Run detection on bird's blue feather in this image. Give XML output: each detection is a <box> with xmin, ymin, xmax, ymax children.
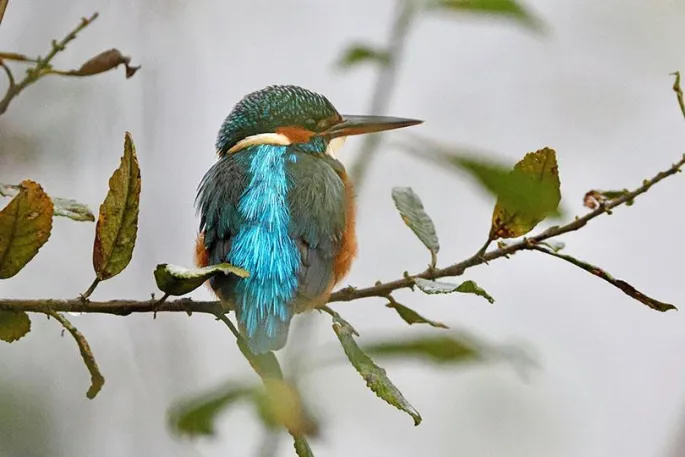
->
<box><xmin>228</xmin><ymin>144</ymin><xmax>301</xmax><ymax>352</ymax></box>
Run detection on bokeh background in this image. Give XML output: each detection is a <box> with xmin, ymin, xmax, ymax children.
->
<box><xmin>2</xmin><ymin>1</ymin><xmax>685</xmax><ymax>456</ymax></box>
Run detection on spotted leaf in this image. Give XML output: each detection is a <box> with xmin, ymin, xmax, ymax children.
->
<box><xmin>92</xmin><ymin>132</ymin><xmax>141</xmax><ymax>281</ymax></box>
<box><xmin>0</xmin><ymin>180</ymin><xmax>53</xmax><ymax>279</ymax></box>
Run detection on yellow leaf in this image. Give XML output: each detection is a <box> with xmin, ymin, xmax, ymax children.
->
<box><xmin>0</xmin><ymin>310</ymin><xmax>31</xmax><ymax>343</ymax></box>
<box><xmin>257</xmin><ymin>379</ymin><xmax>318</xmax><ymax>436</ymax></box>
<box><xmin>0</xmin><ymin>180</ymin><xmax>54</xmax><ymax>278</ymax></box>
<box><xmin>92</xmin><ymin>132</ymin><xmax>141</xmax><ymax>281</ymax></box>
<box><xmin>490</xmin><ymin>147</ymin><xmax>561</xmax><ymax>239</ymax></box>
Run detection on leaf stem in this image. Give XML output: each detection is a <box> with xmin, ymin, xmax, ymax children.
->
<box><xmin>82</xmin><ymin>278</ymin><xmax>100</xmax><ymax>300</ymax></box>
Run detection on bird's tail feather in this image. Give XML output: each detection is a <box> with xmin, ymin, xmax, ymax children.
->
<box><xmin>237</xmin><ymin>311</ymin><xmax>292</xmax><ymax>354</ymax></box>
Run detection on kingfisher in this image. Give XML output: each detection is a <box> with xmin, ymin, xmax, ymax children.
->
<box><xmin>195</xmin><ymin>85</ymin><xmax>422</xmax><ymax>354</ymax></box>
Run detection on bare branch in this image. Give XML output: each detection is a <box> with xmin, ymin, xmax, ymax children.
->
<box><xmin>348</xmin><ymin>0</ymin><xmax>417</xmax><ymax>191</ymax></box>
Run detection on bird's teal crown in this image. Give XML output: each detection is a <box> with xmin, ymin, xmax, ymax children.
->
<box><xmin>215</xmin><ymin>85</ymin><xmax>342</xmax><ymax>155</ymax></box>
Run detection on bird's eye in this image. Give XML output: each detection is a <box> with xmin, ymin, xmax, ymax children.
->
<box><xmin>304</xmin><ymin>118</ymin><xmax>317</xmax><ymax>129</ymax></box>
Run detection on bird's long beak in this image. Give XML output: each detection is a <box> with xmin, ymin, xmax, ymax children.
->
<box><xmin>320</xmin><ymin>115</ymin><xmax>423</xmax><ymax>138</ymax></box>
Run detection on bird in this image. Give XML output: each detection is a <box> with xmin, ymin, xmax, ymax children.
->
<box><xmin>194</xmin><ymin>85</ymin><xmax>422</xmax><ymax>354</ymax></box>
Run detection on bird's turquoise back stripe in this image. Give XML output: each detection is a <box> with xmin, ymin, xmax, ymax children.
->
<box><xmin>228</xmin><ymin>144</ymin><xmax>300</xmax><ymax>338</ymax></box>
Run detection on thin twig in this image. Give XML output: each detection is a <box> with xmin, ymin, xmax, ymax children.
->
<box><xmin>348</xmin><ymin>0</ymin><xmax>416</xmax><ymax>192</ymax></box>
<box><xmin>0</xmin><ymin>59</ymin><xmax>15</xmax><ymax>88</ymax></box>
<box><xmin>0</xmin><ymin>12</ymin><xmax>98</xmax><ymax>116</ymax></box>
<box><xmin>672</xmin><ymin>72</ymin><xmax>685</xmax><ymax>120</ymax></box>
<box><xmin>529</xmin><ymin>244</ymin><xmax>675</xmax><ymax>311</ymax></box>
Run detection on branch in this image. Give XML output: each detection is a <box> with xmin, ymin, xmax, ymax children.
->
<box><xmin>0</xmin><ymin>12</ymin><xmax>98</xmax><ymax>116</ymax></box>
<box><xmin>2</xmin><ymin>152</ymin><xmax>683</xmax><ymax>315</ymax></box>
<box><xmin>347</xmin><ymin>0</ymin><xmax>416</xmax><ymax>191</ymax></box>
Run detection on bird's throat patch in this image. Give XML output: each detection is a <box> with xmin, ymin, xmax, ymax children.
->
<box><xmin>227</xmin><ymin>132</ymin><xmax>292</xmax><ymax>154</ymax></box>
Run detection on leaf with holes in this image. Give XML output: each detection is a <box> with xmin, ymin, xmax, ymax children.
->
<box><xmin>333</xmin><ymin>321</ymin><xmax>421</xmax><ymax>425</ymax></box>
<box><xmin>414</xmin><ymin>278</ymin><xmax>494</xmax><ymax>303</ymax></box>
<box><xmin>428</xmin><ymin>0</ymin><xmax>541</xmax><ymax>29</ymax></box>
<box><xmin>391</xmin><ymin>187</ymin><xmax>439</xmax><ymax>261</ymax></box>
<box><xmin>92</xmin><ymin>132</ymin><xmax>141</xmax><ymax>281</ymax></box>
<box><xmin>337</xmin><ymin>44</ymin><xmax>390</xmax><ymax>69</ymax></box>
<box><xmin>0</xmin><ymin>180</ymin><xmax>53</xmax><ymax>279</ymax></box>
<box><xmin>386</xmin><ymin>301</ymin><xmax>448</xmax><ymax>329</ymax></box>
<box><xmin>0</xmin><ymin>311</ymin><xmax>31</xmax><ymax>343</ymax></box>
<box><xmin>168</xmin><ymin>383</ymin><xmax>254</xmax><ymax>437</ymax></box>
<box><xmin>154</xmin><ymin>263</ymin><xmax>249</xmax><ymax>296</ymax></box>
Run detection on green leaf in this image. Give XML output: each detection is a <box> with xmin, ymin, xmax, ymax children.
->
<box><xmin>414</xmin><ymin>278</ymin><xmax>495</xmax><ymax>304</ymax></box>
<box><xmin>337</xmin><ymin>44</ymin><xmax>390</xmax><ymax>69</ymax></box>
<box><xmin>0</xmin><ymin>180</ymin><xmax>54</xmax><ymax>279</ymax></box>
<box><xmin>0</xmin><ymin>311</ymin><xmax>31</xmax><ymax>343</ymax></box>
<box><xmin>332</xmin><ymin>321</ymin><xmax>422</xmax><ymax>426</ymax></box>
<box><xmin>364</xmin><ymin>335</ymin><xmax>484</xmax><ymax>365</ymax></box>
<box><xmin>292</xmin><ymin>433</ymin><xmax>314</xmax><ymax>457</ymax></box>
<box><xmin>386</xmin><ymin>301</ymin><xmax>448</xmax><ymax>329</ymax></box>
<box><xmin>391</xmin><ymin>187</ymin><xmax>440</xmax><ymax>263</ymax></box>
<box><xmin>92</xmin><ymin>131</ymin><xmax>141</xmax><ymax>281</ymax></box>
<box><xmin>428</xmin><ymin>0</ymin><xmax>540</xmax><ymax>29</ymax></box>
<box><xmin>168</xmin><ymin>383</ymin><xmax>253</xmax><ymax>437</ymax></box>
<box><xmin>455</xmin><ymin>280</ymin><xmax>495</xmax><ymax>304</ymax></box>
<box><xmin>0</xmin><ymin>184</ymin><xmax>94</xmax><ymax>222</ymax></box>
<box><xmin>154</xmin><ymin>263</ymin><xmax>249</xmax><ymax>296</ymax></box>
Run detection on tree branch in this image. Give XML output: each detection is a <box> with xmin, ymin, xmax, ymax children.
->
<box><xmin>1</xmin><ymin>152</ymin><xmax>683</xmax><ymax>315</ymax></box>
<box><xmin>347</xmin><ymin>0</ymin><xmax>416</xmax><ymax>192</ymax></box>
<box><xmin>0</xmin><ymin>12</ymin><xmax>98</xmax><ymax>116</ymax></box>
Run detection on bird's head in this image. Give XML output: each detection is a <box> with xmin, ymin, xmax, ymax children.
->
<box><xmin>215</xmin><ymin>85</ymin><xmax>422</xmax><ymax>157</ymax></box>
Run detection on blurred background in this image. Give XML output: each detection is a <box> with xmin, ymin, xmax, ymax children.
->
<box><xmin>2</xmin><ymin>1</ymin><xmax>685</xmax><ymax>456</ymax></box>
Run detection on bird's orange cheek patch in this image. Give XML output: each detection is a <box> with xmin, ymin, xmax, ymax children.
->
<box><xmin>276</xmin><ymin>126</ymin><xmax>315</xmax><ymax>144</ymax></box>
